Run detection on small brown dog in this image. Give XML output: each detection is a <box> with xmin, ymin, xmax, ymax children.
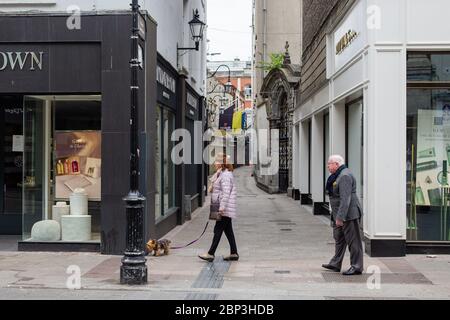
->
<box><xmin>146</xmin><ymin>239</ymin><xmax>171</xmax><ymax>256</ymax></box>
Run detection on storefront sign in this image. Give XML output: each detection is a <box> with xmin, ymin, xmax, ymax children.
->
<box><xmin>187</xmin><ymin>92</ymin><xmax>198</xmax><ymax>110</ymax></box>
<box><xmin>335</xmin><ymin>30</ymin><xmax>359</xmax><ymax>55</ymax></box>
<box><xmin>157</xmin><ymin>66</ymin><xmax>176</xmax><ymax>93</ymax></box>
<box><xmin>332</xmin><ymin>0</ymin><xmax>366</xmax><ymax>72</ymax></box>
<box><xmin>0</xmin><ymin>51</ymin><xmax>44</xmax><ymax>71</ymax></box>
<box><xmin>157</xmin><ymin>59</ymin><xmax>178</xmax><ymax>110</ymax></box>
<box><xmin>138</xmin><ymin>12</ymin><xmax>146</xmax><ymax>40</ymax></box>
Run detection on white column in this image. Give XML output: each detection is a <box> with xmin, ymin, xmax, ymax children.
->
<box><xmin>311</xmin><ymin>114</ymin><xmax>324</xmax><ymax>202</ymax></box>
<box><xmin>299</xmin><ymin>120</ymin><xmax>310</xmax><ymax>193</ymax></box>
<box><xmin>292</xmin><ymin>124</ymin><xmax>299</xmax><ymax>189</ymax></box>
<box><xmin>365</xmin><ymin>47</ymin><xmax>407</xmax><ymax>241</ymax></box>
<box><xmin>330</xmin><ymin>103</ymin><xmax>346</xmax><ymax>160</ymax></box>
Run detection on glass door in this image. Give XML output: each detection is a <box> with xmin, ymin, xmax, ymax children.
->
<box><xmin>0</xmin><ymin>96</ymin><xmax>24</xmax><ymax>235</ymax></box>
<box><xmin>22</xmin><ymin>96</ymin><xmax>48</xmax><ymax>240</ymax></box>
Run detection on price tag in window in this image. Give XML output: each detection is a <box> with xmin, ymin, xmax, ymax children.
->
<box><xmin>12</xmin><ymin>135</ymin><xmax>24</xmax><ymax>152</ymax></box>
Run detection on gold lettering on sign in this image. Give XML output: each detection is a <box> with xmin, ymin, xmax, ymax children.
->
<box><xmin>336</xmin><ymin>30</ymin><xmax>359</xmax><ymax>55</ymax></box>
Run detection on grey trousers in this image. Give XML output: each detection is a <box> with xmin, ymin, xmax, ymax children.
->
<box><xmin>329</xmin><ymin>219</ymin><xmax>364</xmax><ymax>271</ymax></box>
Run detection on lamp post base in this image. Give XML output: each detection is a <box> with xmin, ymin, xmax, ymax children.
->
<box><xmin>120</xmin><ymin>191</ymin><xmax>147</xmax><ymax>285</ymax></box>
<box><xmin>120</xmin><ymin>263</ymin><xmax>147</xmax><ymax>285</ymax></box>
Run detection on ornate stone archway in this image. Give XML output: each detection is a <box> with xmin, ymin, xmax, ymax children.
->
<box><xmin>258</xmin><ymin>47</ymin><xmax>300</xmax><ymax>194</ymax></box>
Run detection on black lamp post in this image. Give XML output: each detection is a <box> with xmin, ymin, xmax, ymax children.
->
<box><xmin>120</xmin><ymin>0</ymin><xmax>147</xmax><ymax>285</ymax></box>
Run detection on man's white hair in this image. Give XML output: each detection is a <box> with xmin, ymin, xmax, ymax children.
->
<box><xmin>328</xmin><ymin>155</ymin><xmax>345</xmax><ymax>166</ymax></box>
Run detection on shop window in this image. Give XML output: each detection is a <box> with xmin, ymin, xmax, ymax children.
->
<box><xmin>22</xmin><ymin>95</ymin><xmax>101</xmax><ymax>243</ymax></box>
<box><xmin>155</xmin><ymin>105</ymin><xmax>175</xmax><ymax>221</ymax></box>
<box><xmin>407</xmin><ymin>52</ymin><xmax>450</xmax><ymax>82</ymax></box>
<box><xmin>407</xmin><ymin>52</ymin><xmax>450</xmax><ymax>241</ymax></box>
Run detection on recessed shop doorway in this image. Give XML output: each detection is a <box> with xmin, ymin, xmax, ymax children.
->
<box><xmin>0</xmin><ymin>95</ymin><xmax>24</xmax><ymax>235</ymax></box>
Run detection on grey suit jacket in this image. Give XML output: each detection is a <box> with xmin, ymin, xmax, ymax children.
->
<box><xmin>329</xmin><ymin>167</ymin><xmax>363</xmax><ymax>222</ymax></box>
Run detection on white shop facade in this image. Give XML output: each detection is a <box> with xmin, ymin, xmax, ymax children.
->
<box><xmin>293</xmin><ymin>0</ymin><xmax>450</xmax><ymax>256</ymax></box>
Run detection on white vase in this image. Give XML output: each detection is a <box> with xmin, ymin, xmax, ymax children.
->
<box><xmin>70</xmin><ymin>188</ymin><xmax>88</xmax><ymax>215</ymax></box>
<box><xmin>52</xmin><ymin>202</ymin><xmax>70</xmax><ymax>225</ymax></box>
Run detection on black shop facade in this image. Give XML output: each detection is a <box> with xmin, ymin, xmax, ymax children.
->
<box><xmin>0</xmin><ymin>12</ymin><xmax>172</xmax><ymax>255</ymax></box>
<box><xmin>155</xmin><ymin>54</ymin><xmax>206</xmax><ymax>230</ymax></box>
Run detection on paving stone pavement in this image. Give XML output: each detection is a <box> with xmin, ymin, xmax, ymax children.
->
<box><xmin>1</xmin><ymin>166</ymin><xmax>450</xmax><ymax>300</ymax></box>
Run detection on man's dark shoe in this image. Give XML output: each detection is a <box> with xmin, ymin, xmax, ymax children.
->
<box><xmin>321</xmin><ymin>264</ymin><xmax>340</xmax><ymax>272</ymax></box>
<box><xmin>342</xmin><ymin>267</ymin><xmax>363</xmax><ymax>276</ymax></box>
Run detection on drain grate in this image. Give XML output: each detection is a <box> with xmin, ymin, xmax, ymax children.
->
<box><xmin>321</xmin><ymin>272</ymin><xmax>432</xmax><ymax>284</ymax></box>
<box><xmin>274</xmin><ymin>270</ymin><xmax>291</xmax><ymax>274</ymax></box>
<box><xmin>185</xmin><ymin>293</ymin><xmax>218</xmax><ymax>300</ymax></box>
<box><xmin>191</xmin><ymin>260</ymin><xmax>231</xmax><ymax>289</ymax></box>
<box><xmin>280</xmin><ymin>229</ymin><xmax>292</xmax><ymax>232</ymax></box>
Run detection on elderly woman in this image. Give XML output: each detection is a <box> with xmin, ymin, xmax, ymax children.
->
<box><xmin>199</xmin><ymin>153</ymin><xmax>239</xmax><ymax>262</ymax></box>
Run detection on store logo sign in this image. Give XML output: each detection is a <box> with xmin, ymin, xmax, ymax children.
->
<box><xmin>0</xmin><ymin>51</ymin><xmax>44</xmax><ymax>71</ymax></box>
<box><xmin>335</xmin><ymin>30</ymin><xmax>359</xmax><ymax>55</ymax></box>
<box><xmin>157</xmin><ymin>66</ymin><xmax>176</xmax><ymax>93</ymax></box>
<box><xmin>187</xmin><ymin>92</ymin><xmax>198</xmax><ymax>110</ymax></box>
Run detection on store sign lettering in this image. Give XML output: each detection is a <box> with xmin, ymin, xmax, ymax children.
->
<box><xmin>187</xmin><ymin>93</ymin><xmax>198</xmax><ymax>110</ymax></box>
<box><xmin>335</xmin><ymin>30</ymin><xmax>359</xmax><ymax>55</ymax></box>
<box><xmin>0</xmin><ymin>51</ymin><xmax>44</xmax><ymax>71</ymax></box>
<box><xmin>157</xmin><ymin>66</ymin><xmax>176</xmax><ymax>93</ymax></box>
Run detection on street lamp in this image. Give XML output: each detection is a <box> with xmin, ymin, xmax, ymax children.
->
<box><xmin>120</xmin><ymin>0</ymin><xmax>147</xmax><ymax>285</ymax></box>
<box><xmin>177</xmin><ymin>9</ymin><xmax>206</xmax><ymax>51</ymax></box>
<box><xmin>211</xmin><ymin>94</ymin><xmax>229</xmax><ymax>108</ymax></box>
<box><xmin>207</xmin><ymin>64</ymin><xmax>233</xmax><ymax>95</ymax></box>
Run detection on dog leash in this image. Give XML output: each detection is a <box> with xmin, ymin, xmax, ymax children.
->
<box><xmin>170</xmin><ymin>221</ymin><xmax>210</xmax><ymax>250</ymax></box>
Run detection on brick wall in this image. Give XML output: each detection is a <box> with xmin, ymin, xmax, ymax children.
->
<box><xmin>300</xmin><ymin>0</ymin><xmax>357</xmax><ymax>103</ymax></box>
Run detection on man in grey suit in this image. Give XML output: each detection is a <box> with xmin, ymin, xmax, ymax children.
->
<box><xmin>322</xmin><ymin>155</ymin><xmax>364</xmax><ymax>275</ymax></box>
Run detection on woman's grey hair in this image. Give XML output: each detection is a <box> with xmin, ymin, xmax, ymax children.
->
<box><xmin>328</xmin><ymin>155</ymin><xmax>345</xmax><ymax>166</ymax></box>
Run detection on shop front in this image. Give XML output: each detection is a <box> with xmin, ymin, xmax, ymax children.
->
<box><xmin>184</xmin><ymin>84</ymin><xmax>205</xmax><ymax>220</ymax></box>
<box><xmin>0</xmin><ymin>12</ymin><xmax>158</xmax><ymax>255</ymax></box>
<box><xmin>154</xmin><ymin>55</ymin><xmax>178</xmax><ymax>235</ymax></box>
<box><xmin>295</xmin><ymin>0</ymin><xmax>450</xmax><ymax>256</ymax></box>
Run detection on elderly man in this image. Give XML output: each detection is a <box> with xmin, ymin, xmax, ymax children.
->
<box><xmin>322</xmin><ymin>155</ymin><xmax>364</xmax><ymax>276</ymax></box>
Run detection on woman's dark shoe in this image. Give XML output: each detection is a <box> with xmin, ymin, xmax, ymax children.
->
<box><xmin>223</xmin><ymin>254</ymin><xmax>239</xmax><ymax>261</ymax></box>
<box><xmin>321</xmin><ymin>264</ymin><xmax>340</xmax><ymax>272</ymax></box>
<box><xmin>198</xmin><ymin>253</ymin><xmax>215</xmax><ymax>262</ymax></box>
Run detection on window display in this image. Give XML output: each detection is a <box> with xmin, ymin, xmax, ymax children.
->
<box><xmin>407</xmin><ymin>52</ymin><xmax>450</xmax><ymax>241</ymax></box>
<box><xmin>22</xmin><ymin>95</ymin><xmax>101</xmax><ymax>243</ymax></box>
<box><xmin>55</xmin><ymin>131</ymin><xmax>101</xmax><ymax>201</ymax></box>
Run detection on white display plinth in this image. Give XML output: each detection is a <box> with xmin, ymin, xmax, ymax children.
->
<box><xmin>61</xmin><ymin>215</ymin><xmax>92</xmax><ymax>241</ymax></box>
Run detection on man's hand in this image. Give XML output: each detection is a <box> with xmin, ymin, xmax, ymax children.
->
<box><xmin>336</xmin><ymin>219</ymin><xmax>344</xmax><ymax>227</ymax></box>
<box><xmin>219</xmin><ymin>209</ymin><xmax>225</xmax><ymax>215</ymax></box>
